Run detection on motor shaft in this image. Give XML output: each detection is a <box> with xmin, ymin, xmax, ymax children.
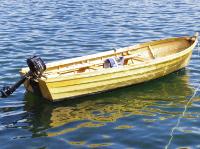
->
<box><xmin>0</xmin><ymin>75</ymin><xmax>27</xmax><ymax>98</ymax></box>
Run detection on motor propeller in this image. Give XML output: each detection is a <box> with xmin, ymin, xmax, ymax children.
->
<box><xmin>0</xmin><ymin>56</ymin><xmax>46</xmax><ymax>98</ymax></box>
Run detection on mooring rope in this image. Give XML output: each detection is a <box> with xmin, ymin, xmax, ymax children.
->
<box><xmin>165</xmin><ymin>42</ymin><xmax>200</xmax><ymax>149</ymax></box>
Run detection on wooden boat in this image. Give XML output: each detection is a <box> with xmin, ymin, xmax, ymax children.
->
<box><xmin>20</xmin><ymin>33</ymin><xmax>199</xmax><ymax>101</ymax></box>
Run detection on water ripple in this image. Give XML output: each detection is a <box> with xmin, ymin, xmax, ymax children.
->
<box><xmin>0</xmin><ymin>0</ymin><xmax>200</xmax><ymax>148</ymax></box>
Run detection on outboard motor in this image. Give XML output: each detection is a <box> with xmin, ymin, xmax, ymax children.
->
<box><xmin>0</xmin><ymin>56</ymin><xmax>46</xmax><ymax>98</ymax></box>
<box><xmin>27</xmin><ymin>56</ymin><xmax>46</xmax><ymax>79</ymax></box>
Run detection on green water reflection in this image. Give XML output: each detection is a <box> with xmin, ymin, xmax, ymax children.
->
<box><xmin>24</xmin><ymin>69</ymin><xmax>194</xmax><ymax>138</ymax></box>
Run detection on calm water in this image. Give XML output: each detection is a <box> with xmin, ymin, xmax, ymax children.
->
<box><xmin>0</xmin><ymin>0</ymin><xmax>200</xmax><ymax>148</ymax></box>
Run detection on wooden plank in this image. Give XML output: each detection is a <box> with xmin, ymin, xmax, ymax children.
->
<box><xmin>148</xmin><ymin>45</ymin><xmax>155</xmax><ymax>59</ymax></box>
<box><xmin>124</xmin><ymin>55</ymin><xmax>148</xmax><ymax>62</ymax></box>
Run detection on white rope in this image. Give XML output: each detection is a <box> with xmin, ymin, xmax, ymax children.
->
<box><xmin>165</xmin><ymin>42</ymin><xmax>200</xmax><ymax>149</ymax></box>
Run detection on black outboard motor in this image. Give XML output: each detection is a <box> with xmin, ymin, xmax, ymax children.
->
<box><xmin>27</xmin><ymin>56</ymin><xmax>46</xmax><ymax>79</ymax></box>
<box><xmin>0</xmin><ymin>56</ymin><xmax>46</xmax><ymax>98</ymax></box>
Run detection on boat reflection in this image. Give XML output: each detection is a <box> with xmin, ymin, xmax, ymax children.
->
<box><xmin>24</xmin><ymin>69</ymin><xmax>194</xmax><ymax>136</ymax></box>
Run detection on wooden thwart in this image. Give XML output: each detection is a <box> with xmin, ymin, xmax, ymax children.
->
<box><xmin>148</xmin><ymin>45</ymin><xmax>155</xmax><ymax>59</ymax></box>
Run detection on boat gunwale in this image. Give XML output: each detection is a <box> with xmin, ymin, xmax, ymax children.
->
<box><xmin>43</xmin><ymin>34</ymin><xmax>198</xmax><ymax>83</ymax></box>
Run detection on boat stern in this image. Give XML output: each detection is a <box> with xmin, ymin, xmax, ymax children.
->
<box><xmin>19</xmin><ymin>67</ymin><xmax>53</xmax><ymax>101</ymax></box>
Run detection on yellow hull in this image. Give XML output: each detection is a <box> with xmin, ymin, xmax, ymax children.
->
<box><xmin>20</xmin><ymin>33</ymin><xmax>198</xmax><ymax>101</ymax></box>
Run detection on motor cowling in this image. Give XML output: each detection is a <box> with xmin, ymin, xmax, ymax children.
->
<box><xmin>27</xmin><ymin>56</ymin><xmax>46</xmax><ymax>78</ymax></box>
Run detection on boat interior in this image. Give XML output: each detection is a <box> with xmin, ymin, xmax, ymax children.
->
<box><xmin>42</xmin><ymin>37</ymin><xmax>196</xmax><ymax>78</ymax></box>
<box><xmin>21</xmin><ymin>36</ymin><xmax>196</xmax><ymax>79</ymax></box>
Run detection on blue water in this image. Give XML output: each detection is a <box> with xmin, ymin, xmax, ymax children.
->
<box><xmin>0</xmin><ymin>0</ymin><xmax>200</xmax><ymax>148</ymax></box>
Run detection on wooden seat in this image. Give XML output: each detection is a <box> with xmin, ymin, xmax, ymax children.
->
<box><xmin>125</xmin><ymin>55</ymin><xmax>147</xmax><ymax>62</ymax></box>
<box><xmin>123</xmin><ymin>54</ymin><xmax>149</xmax><ymax>65</ymax></box>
